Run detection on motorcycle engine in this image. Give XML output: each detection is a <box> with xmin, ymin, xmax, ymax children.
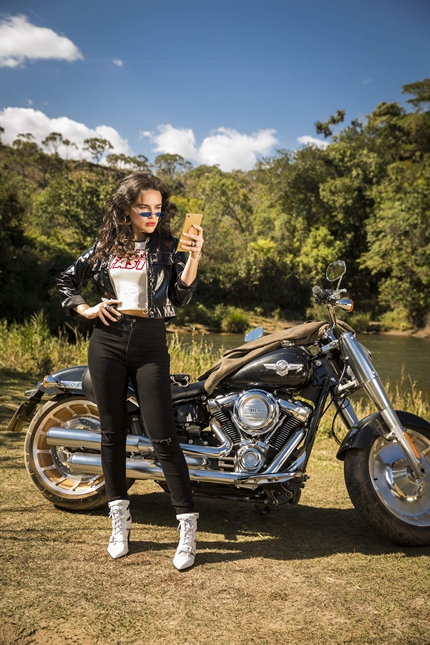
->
<box><xmin>209</xmin><ymin>389</ymin><xmax>312</xmax><ymax>475</ymax></box>
<box><xmin>231</xmin><ymin>389</ymin><xmax>279</xmax><ymax>436</ymax></box>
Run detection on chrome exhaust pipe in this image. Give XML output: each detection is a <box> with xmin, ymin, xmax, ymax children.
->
<box><xmin>68</xmin><ymin>453</ymin><xmax>235</xmax><ymax>483</ymax></box>
<box><xmin>46</xmin><ymin>418</ymin><xmax>232</xmax><ymax>459</ymax></box>
<box><xmin>67</xmin><ymin>428</ymin><xmax>306</xmax><ymax>486</ymax></box>
<box><xmin>49</xmin><ymin>420</ymin><xmax>305</xmax><ymax>485</ymax></box>
<box><xmin>68</xmin><ymin>452</ymin><xmax>300</xmax><ymax>485</ymax></box>
<box><xmin>46</xmin><ymin>427</ymin><xmax>153</xmax><ymax>453</ymax></box>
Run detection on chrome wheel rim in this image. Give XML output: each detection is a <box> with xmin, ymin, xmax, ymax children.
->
<box><xmin>370</xmin><ymin>430</ymin><xmax>430</xmax><ymax>527</ymax></box>
<box><xmin>32</xmin><ymin>399</ymin><xmax>105</xmax><ymax>498</ymax></box>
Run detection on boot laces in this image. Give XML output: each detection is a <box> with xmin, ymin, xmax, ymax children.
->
<box><xmin>109</xmin><ymin>506</ymin><xmax>126</xmax><ymax>541</ymax></box>
<box><xmin>178</xmin><ymin>517</ymin><xmax>195</xmax><ymax>548</ymax></box>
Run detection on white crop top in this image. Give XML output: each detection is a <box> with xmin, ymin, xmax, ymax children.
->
<box><xmin>109</xmin><ymin>241</ymin><xmax>148</xmax><ymax>311</ymax></box>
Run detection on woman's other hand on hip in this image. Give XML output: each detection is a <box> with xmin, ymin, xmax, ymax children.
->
<box><xmin>75</xmin><ymin>301</ymin><xmax>122</xmax><ymax>326</ymax></box>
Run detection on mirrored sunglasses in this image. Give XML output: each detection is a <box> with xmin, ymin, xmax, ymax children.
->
<box><xmin>132</xmin><ymin>208</ymin><xmax>166</xmax><ymax>219</ymax></box>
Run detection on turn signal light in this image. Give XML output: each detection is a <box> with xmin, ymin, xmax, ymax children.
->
<box><xmin>43</xmin><ymin>375</ymin><xmax>59</xmax><ymax>388</ymax></box>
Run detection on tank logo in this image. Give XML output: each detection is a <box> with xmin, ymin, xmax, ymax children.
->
<box><xmin>263</xmin><ymin>360</ymin><xmax>303</xmax><ymax>377</ymax></box>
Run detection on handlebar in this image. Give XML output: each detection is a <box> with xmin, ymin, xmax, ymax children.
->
<box><xmin>313</xmin><ymin>286</ymin><xmax>347</xmax><ymax>305</ymax></box>
<box><xmin>312</xmin><ymin>285</ymin><xmax>329</xmax><ymax>304</ymax></box>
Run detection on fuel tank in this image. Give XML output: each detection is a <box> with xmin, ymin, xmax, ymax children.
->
<box><xmin>228</xmin><ymin>346</ymin><xmax>313</xmax><ymax>389</ymax></box>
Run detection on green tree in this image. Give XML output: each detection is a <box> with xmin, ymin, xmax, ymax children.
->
<box><xmin>360</xmin><ymin>158</ymin><xmax>430</xmax><ymax>324</ymax></box>
<box><xmin>106</xmin><ymin>153</ymin><xmax>130</xmax><ymax>170</ymax></box>
<box><xmin>153</xmin><ymin>153</ymin><xmax>192</xmax><ymax>192</ymax></box>
<box><xmin>33</xmin><ymin>149</ymin><xmax>64</xmax><ymax>188</ymax></box>
<box><xmin>179</xmin><ymin>165</ymin><xmax>253</xmax><ymax>262</ymax></box>
<box><xmin>154</xmin><ymin>153</ymin><xmax>192</xmax><ymax>177</ymax></box>
<box><xmin>83</xmin><ymin>137</ymin><xmax>113</xmax><ymax>163</ymax></box>
<box><xmin>0</xmin><ymin>172</ymin><xmax>28</xmax><ymax>305</ymax></box>
<box><xmin>0</xmin><ymin>171</ymin><xmax>72</xmax><ymax>323</ymax></box>
<box><xmin>42</xmin><ymin>132</ymin><xmax>64</xmax><ymax>154</ymax></box>
<box><xmin>402</xmin><ymin>79</ymin><xmax>430</xmax><ymax>112</ymax></box>
<box><xmin>33</xmin><ymin>171</ymin><xmax>116</xmax><ymax>248</ymax></box>
<box><xmin>12</xmin><ymin>133</ymin><xmax>41</xmax><ymax>177</ymax></box>
<box><xmin>315</xmin><ymin>109</ymin><xmax>346</xmax><ymax>138</ymax></box>
<box><xmin>106</xmin><ymin>153</ymin><xmax>150</xmax><ymax>171</ymax></box>
<box><xmin>62</xmin><ymin>139</ymin><xmax>78</xmax><ymax>159</ymax></box>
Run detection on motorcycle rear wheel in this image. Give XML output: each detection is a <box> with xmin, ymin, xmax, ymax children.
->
<box><xmin>344</xmin><ymin>426</ymin><xmax>430</xmax><ymax>546</ymax></box>
<box><xmin>24</xmin><ymin>395</ymin><xmax>134</xmax><ymax>510</ymax></box>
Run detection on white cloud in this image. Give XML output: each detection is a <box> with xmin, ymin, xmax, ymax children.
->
<box><xmin>0</xmin><ymin>107</ymin><xmax>132</xmax><ymax>160</ymax></box>
<box><xmin>200</xmin><ymin>128</ymin><xmax>278</xmax><ymax>170</ymax></box>
<box><xmin>143</xmin><ymin>125</ymin><xmax>278</xmax><ymax>171</ymax></box>
<box><xmin>0</xmin><ymin>15</ymin><xmax>83</xmax><ymax>68</ymax></box>
<box><xmin>112</xmin><ymin>59</ymin><xmax>123</xmax><ymax>67</ymax></box>
<box><xmin>297</xmin><ymin>135</ymin><xmax>329</xmax><ymax>149</ymax></box>
<box><xmin>144</xmin><ymin>124</ymin><xmax>199</xmax><ymax>160</ymax></box>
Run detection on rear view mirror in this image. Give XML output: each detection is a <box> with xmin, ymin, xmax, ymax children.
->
<box><xmin>244</xmin><ymin>327</ymin><xmax>264</xmax><ymax>342</ymax></box>
<box><xmin>326</xmin><ymin>260</ymin><xmax>346</xmax><ymax>282</ymax></box>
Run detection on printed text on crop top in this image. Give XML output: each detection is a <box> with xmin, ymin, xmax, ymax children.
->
<box><xmin>109</xmin><ymin>240</ymin><xmax>148</xmax><ymax>311</ymax></box>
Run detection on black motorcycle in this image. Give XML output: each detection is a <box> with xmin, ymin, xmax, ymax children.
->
<box><xmin>9</xmin><ymin>261</ymin><xmax>430</xmax><ymax>546</ymax></box>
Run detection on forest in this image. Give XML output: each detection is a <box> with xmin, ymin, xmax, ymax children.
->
<box><xmin>1</xmin><ymin>79</ymin><xmax>429</xmax><ymax>334</ymax></box>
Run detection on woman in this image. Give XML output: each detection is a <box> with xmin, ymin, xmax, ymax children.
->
<box><xmin>57</xmin><ymin>172</ymin><xmax>204</xmax><ymax>570</ymax></box>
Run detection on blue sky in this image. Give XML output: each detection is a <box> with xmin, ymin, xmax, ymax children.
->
<box><xmin>1</xmin><ymin>0</ymin><xmax>429</xmax><ymax>170</ymax></box>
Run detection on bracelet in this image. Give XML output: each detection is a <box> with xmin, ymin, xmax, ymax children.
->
<box><xmin>190</xmin><ymin>252</ymin><xmax>202</xmax><ymax>261</ymax></box>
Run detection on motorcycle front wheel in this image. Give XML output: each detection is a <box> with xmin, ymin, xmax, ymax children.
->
<box><xmin>344</xmin><ymin>425</ymin><xmax>430</xmax><ymax>546</ymax></box>
<box><xmin>24</xmin><ymin>395</ymin><xmax>134</xmax><ymax>510</ymax></box>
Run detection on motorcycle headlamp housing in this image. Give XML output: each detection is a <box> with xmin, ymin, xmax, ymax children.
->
<box><xmin>336</xmin><ymin>298</ymin><xmax>354</xmax><ymax>312</ymax></box>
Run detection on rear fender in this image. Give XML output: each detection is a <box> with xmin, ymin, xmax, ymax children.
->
<box><xmin>39</xmin><ymin>365</ymin><xmax>88</xmax><ymax>395</ymax></box>
<box><xmin>6</xmin><ymin>365</ymin><xmax>89</xmax><ymax>432</ymax></box>
<box><xmin>336</xmin><ymin>410</ymin><xmax>430</xmax><ymax>461</ymax></box>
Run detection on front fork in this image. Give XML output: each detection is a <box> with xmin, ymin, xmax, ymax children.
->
<box><xmin>338</xmin><ymin>332</ymin><xmax>427</xmax><ymax>479</ymax></box>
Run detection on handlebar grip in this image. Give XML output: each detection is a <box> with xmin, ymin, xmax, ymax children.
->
<box><xmin>312</xmin><ymin>286</ymin><xmax>326</xmax><ymax>300</ymax></box>
<box><xmin>313</xmin><ymin>285</ymin><xmax>331</xmax><ymax>305</ymax></box>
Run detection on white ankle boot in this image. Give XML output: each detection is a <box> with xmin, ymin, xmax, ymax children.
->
<box><xmin>107</xmin><ymin>500</ymin><xmax>132</xmax><ymax>559</ymax></box>
<box><xmin>173</xmin><ymin>512</ymin><xmax>199</xmax><ymax>571</ymax></box>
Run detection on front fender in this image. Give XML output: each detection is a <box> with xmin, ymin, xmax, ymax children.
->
<box><xmin>336</xmin><ymin>410</ymin><xmax>430</xmax><ymax>461</ymax></box>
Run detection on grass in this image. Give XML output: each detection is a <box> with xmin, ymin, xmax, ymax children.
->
<box><xmin>0</xmin><ymin>324</ymin><xmax>429</xmax><ymax>645</ymax></box>
<box><xmin>1</xmin><ymin>369</ymin><xmax>429</xmax><ymax>645</ymax></box>
<box><xmin>0</xmin><ymin>315</ymin><xmax>223</xmax><ymax>380</ymax></box>
<box><xmin>0</xmin><ymin>314</ymin><xmax>90</xmax><ymax>378</ymax></box>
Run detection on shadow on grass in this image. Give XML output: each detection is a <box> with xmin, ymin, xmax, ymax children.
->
<box><xmin>124</xmin><ymin>489</ymin><xmax>429</xmax><ymax>562</ymax></box>
<box><xmin>1</xmin><ymin>489</ymin><xmax>428</xmax><ymax>564</ymax></box>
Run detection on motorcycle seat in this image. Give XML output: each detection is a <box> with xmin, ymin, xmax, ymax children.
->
<box><xmin>83</xmin><ymin>367</ymin><xmax>207</xmax><ymax>405</ymax></box>
<box><xmin>171</xmin><ymin>380</ymin><xmax>207</xmax><ymax>401</ymax></box>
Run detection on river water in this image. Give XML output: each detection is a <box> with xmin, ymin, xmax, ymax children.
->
<box><xmin>177</xmin><ymin>331</ymin><xmax>430</xmax><ymax>400</ymax></box>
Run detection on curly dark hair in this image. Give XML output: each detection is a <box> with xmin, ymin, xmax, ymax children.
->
<box><xmin>92</xmin><ymin>172</ymin><xmax>177</xmax><ymax>262</ymax></box>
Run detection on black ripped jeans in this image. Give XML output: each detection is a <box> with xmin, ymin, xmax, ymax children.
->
<box><xmin>88</xmin><ymin>315</ymin><xmax>194</xmax><ymax>515</ymax></box>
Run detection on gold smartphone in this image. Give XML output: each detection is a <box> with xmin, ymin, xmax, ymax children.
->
<box><xmin>177</xmin><ymin>213</ymin><xmax>203</xmax><ymax>251</ymax></box>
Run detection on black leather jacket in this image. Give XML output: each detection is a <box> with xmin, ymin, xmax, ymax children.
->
<box><xmin>57</xmin><ymin>233</ymin><xmax>197</xmax><ymax>320</ymax></box>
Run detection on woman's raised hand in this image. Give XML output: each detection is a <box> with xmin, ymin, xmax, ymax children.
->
<box><xmin>180</xmin><ymin>225</ymin><xmax>204</xmax><ymax>260</ymax></box>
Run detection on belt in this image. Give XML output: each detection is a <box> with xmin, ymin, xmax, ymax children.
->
<box><xmin>120</xmin><ymin>310</ymin><xmax>149</xmax><ymax>318</ymax></box>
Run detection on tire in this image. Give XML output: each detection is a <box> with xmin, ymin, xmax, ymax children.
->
<box><xmin>24</xmin><ymin>396</ymin><xmax>134</xmax><ymax>511</ymax></box>
<box><xmin>344</xmin><ymin>425</ymin><xmax>430</xmax><ymax>546</ymax></box>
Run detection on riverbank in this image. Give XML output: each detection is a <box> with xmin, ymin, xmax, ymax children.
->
<box><xmin>167</xmin><ymin>313</ymin><xmax>430</xmax><ymax>338</ymax></box>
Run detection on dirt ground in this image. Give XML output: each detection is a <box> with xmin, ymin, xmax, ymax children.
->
<box><xmin>1</xmin><ymin>368</ymin><xmax>429</xmax><ymax>645</ymax></box>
